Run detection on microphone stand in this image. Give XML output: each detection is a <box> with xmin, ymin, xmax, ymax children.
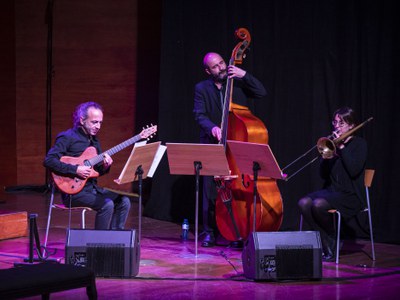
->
<box><xmin>135</xmin><ymin>165</ymin><xmax>144</xmax><ymax>249</ymax></box>
<box><xmin>15</xmin><ymin>214</ymin><xmax>45</xmax><ymax>266</ymax></box>
<box><xmin>194</xmin><ymin>161</ymin><xmax>202</xmax><ymax>258</ymax></box>
<box><xmin>252</xmin><ymin>162</ymin><xmax>260</xmax><ymax>232</ymax></box>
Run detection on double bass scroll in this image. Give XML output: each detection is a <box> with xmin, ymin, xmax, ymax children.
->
<box><xmin>220</xmin><ymin>28</ymin><xmax>252</xmax><ymax>147</ymax></box>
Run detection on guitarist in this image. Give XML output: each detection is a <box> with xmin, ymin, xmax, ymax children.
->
<box><xmin>43</xmin><ymin>101</ymin><xmax>131</xmax><ymax>230</ymax></box>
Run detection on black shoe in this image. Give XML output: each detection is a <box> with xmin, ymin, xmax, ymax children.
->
<box><xmin>201</xmin><ymin>233</ymin><xmax>215</xmax><ymax>247</ymax></box>
<box><xmin>322</xmin><ymin>235</ymin><xmax>336</xmax><ymax>262</ymax></box>
<box><xmin>322</xmin><ymin>252</ymin><xmax>335</xmax><ymax>262</ymax></box>
<box><xmin>228</xmin><ymin>240</ymin><xmax>243</xmax><ymax>249</ymax></box>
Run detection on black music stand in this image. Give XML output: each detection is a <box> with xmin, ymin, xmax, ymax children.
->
<box><xmin>166</xmin><ymin>143</ymin><xmax>230</xmax><ymax>257</ymax></box>
<box><xmin>226</xmin><ymin>140</ymin><xmax>284</xmax><ymax>232</ymax></box>
<box><xmin>115</xmin><ymin>142</ymin><xmax>165</xmax><ymax>249</ymax></box>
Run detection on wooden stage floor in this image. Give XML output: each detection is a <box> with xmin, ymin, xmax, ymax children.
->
<box><xmin>1</xmin><ymin>189</ymin><xmax>399</xmax><ymax>299</ymax></box>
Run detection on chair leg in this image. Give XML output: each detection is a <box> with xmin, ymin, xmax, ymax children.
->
<box><xmin>299</xmin><ymin>214</ymin><xmax>303</xmax><ymax>231</ymax></box>
<box><xmin>67</xmin><ymin>194</ymin><xmax>73</xmax><ymax>230</ymax></box>
<box><xmin>366</xmin><ymin>186</ymin><xmax>376</xmax><ymax>261</ymax></box>
<box><xmin>335</xmin><ymin>211</ymin><xmax>341</xmax><ymax>264</ymax></box>
<box><xmin>81</xmin><ymin>209</ymin><xmax>87</xmax><ymax>229</ymax></box>
<box><xmin>301</xmin><ymin>211</ymin><xmax>342</xmax><ymax>263</ymax></box>
<box><xmin>43</xmin><ymin>184</ymin><xmax>55</xmax><ymax>255</ymax></box>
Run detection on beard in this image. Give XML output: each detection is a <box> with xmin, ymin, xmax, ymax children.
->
<box><xmin>213</xmin><ymin>70</ymin><xmax>227</xmax><ymax>83</ymax></box>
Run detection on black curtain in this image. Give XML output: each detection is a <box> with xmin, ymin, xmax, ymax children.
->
<box><xmin>143</xmin><ymin>0</ymin><xmax>400</xmax><ymax>244</ymax></box>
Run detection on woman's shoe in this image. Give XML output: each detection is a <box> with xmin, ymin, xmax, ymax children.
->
<box><xmin>322</xmin><ymin>250</ymin><xmax>335</xmax><ymax>262</ymax></box>
<box><xmin>322</xmin><ymin>235</ymin><xmax>336</xmax><ymax>262</ymax></box>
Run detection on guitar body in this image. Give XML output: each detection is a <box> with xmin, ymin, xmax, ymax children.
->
<box><xmin>52</xmin><ymin>146</ymin><xmax>100</xmax><ymax>195</ymax></box>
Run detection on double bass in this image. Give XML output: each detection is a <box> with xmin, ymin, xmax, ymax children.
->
<box><xmin>215</xmin><ymin>28</ymin><xmax>283</xmax><ymax>242</ymax></box>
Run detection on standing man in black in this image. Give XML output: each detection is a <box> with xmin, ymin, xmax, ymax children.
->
<box><xmin>193</xmin><ymin>52</ymin><xmax>267</xmax><ymax>247</ymax></box>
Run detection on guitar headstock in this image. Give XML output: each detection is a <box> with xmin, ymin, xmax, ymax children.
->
<box><xmin>140</xmin><ymin>124</ymin><xmax>157</xmax><ymax>140</ymax></box>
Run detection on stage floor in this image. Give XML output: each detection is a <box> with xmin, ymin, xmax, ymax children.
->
<box><xmin>1</xmin><ymin>189</ymin><xmax>399</xmax><ymax>299</ymax></box>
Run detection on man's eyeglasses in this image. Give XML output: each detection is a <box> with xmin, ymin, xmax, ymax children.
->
<box><xmin>332</xmin><ymin>120</ymin><xmax>347</xmax><ymax>127</ymax></box>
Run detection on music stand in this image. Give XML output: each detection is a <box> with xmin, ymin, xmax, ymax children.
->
<box><xmin>226</xmin><ymin>140</ymin><xmax>284</xmax><ymax>232</ymax></box>
<box><xmin>166</xmin><ymin>143</ymin><xmax>230</xmax><ymax>257</ymax></box>
<box><xmin>115</xmin><ymin>141</ymin><xmax>165</xmax><ymax>249</ymax></box>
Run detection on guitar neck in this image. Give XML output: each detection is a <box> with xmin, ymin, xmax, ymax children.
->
<box><xmin>88</xmin><ymin>133</ymin><xmax>142</xmax><ymax>166</ymax></box>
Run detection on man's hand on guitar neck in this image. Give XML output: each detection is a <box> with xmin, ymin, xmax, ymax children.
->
<box><xmin>102</xmin><ymin>153</ymin><xmax>113</xmax><ymax>169</ymax></box>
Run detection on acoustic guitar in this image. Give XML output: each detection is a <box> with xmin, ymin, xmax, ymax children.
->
<box><xmin>52</xmin><ymin>125</ymin><xmax>157</xmax><ymax>194</ymax></box>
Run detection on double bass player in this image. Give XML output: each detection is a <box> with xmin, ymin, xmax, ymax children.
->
<box><xmin>193</xmin><ymin>52</ymin><xmax>267</xmax><ymax>248</ymax></box>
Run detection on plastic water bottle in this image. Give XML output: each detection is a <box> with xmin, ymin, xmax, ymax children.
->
<box><xmin>181</xmin><ymin>219</ymin><xmax>189</xmax><ymax>241</ymax></box>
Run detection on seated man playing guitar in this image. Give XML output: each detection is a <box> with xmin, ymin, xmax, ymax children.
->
<box><xmin>43</xmin><ymin>101</ymin><xmax>131</xmax><ymax>230</ymax></box>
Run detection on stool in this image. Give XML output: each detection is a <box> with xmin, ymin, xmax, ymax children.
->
<box><xmin>0</xmin><ymin>263</ymin><xmax>97</xmax><ymax>299</ymax></box>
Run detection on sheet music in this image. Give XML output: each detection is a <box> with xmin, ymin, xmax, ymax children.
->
<box><xmin>115</xmin><ymin>141</ymin><xmax>165</xmax><ymax>184</ymax></box>
<box><xmin>132</xmin><ymin>141</ymin><xmax>166</xmax><ymax>177</ymax></box>
<box><xmin>147</xmin><ymin>144</ymin><xmax>166</xmax><ymax>177</ymax></box>
<box><xmin>115</xmin><ymin>142</ymin><xmax>145</xmax><ymax>183</ymax></box>
<box><xmin>226</xmin><ymin>140</ymin><xmax>284</xmax><ymax>180</ymax></box>
<box><xmin>134</xmin><ymin>140</ymin><xmax>147</xmax><ymax>147</ymax></box>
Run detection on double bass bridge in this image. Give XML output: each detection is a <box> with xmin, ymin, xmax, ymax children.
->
<box><xmin>214</xmin><ymin>175</ymin><xmax>238</xmax><ymax>204</ymax></box>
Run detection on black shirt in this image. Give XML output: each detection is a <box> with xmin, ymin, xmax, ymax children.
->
<box><xmin>193</xmin><ymin>72</ymin><xmax>267</xmax><ymax>143</ymax></box>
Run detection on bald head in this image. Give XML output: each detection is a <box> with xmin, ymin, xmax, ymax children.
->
<box><xmin>203</xmin><ymin>52</ymin><xmax>227</xmax><ymax>82</ymax></box>
<box><xmin>203</xmin><ymin>52</ymin><xmax>223</xmax><ymax>68</ymax></box>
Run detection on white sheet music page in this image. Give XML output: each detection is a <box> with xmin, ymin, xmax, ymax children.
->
<box><xmin>147</xmin><ymin>144</ymin><xmax>166</xmax><ymax>177</ymax></box>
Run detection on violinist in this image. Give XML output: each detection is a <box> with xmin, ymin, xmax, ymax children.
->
<box><xmin>298</xmin><ymin>107</ymin><xmax>367</xmax><ymax>261</ymax></box>
<box><xmin>193</xmin><ymin>52</ymin><xmax>267</xmax><ymax>247</ymax></box>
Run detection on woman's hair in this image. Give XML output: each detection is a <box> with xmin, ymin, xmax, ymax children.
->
<box><xmin>72</xmin><ymin>101</ymin><xmax>103</xmax><ymax>128</ymax></box>
<box><xmin>333</xmin><ymin>106</ymin><xmax>358</xmax><ymax>126</ymax></box>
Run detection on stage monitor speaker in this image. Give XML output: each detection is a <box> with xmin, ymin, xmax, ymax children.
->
<box><xmin>242</xmin><ymin>231</ymin><xmax>322</xmax><ymax>281</ymax></box>
<box><xmin>65</xmin><ymin>229</ymin><xmax>139</xmax><ymax>278</ymax></box>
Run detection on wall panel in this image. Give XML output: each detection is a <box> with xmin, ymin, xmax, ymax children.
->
<box><xmin>14</xmin><ymin>0</ymin><xmax>137</xmax><ymax>191</ymax></box>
